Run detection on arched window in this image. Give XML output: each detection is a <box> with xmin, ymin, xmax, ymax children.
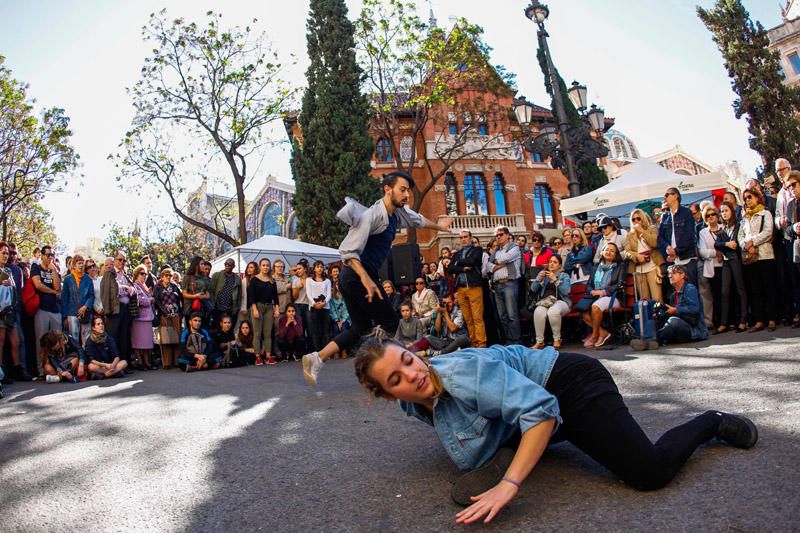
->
<box><xmin>376</xmin><ymin>137</ymin><xmax>393</xmax><ymax>162</ymax></box>
<box><xmin>493</xmin><ymin>174</ymin><xmax>506</xmax><ymax>215</ymax></box>
<box><xmin>287</xmin><ymin>214</ymin><xmax>298</xmax><ymax>239</ymax></box>
<box><xmin>612</xmin><ymin>137</ymin><xmax>628</xmax><ymax>159</ymax></box>
<box><xmin>444</xmin><ymin>173</ymin><xmax>458</xmax><ymax>216</ymax></box>
<box><xmin>464</xmin><ymin>174</ymin><xmax>488</xmax><ymax>215</ymax></box>
<box><xmin>261</xmin><ymin>203</ymin><xmax>281</xmax><ymax>236</ymax></box>
<box><xmin>628</xmin><ymin>141</ymin><xmax>639</xmax><ymax>159</ymax></box>
<box><xmin>533</xmin><ymin>185</ymin><xmax>555</xmax><ymax>227</ymax></box>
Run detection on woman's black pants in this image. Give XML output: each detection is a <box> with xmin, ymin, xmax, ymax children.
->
<box><xmin>308</xmin><ymin>307</ymin><xmax>330</xmax><ymax>351</ymax></box>
<box><xmin>333</xmin><ymin>266</ymin><xmax>399</xmax><ymax>352</ymax></box>
<box><xmin>744</xmin><ymin>259</ymin><xmax>778</xmax><ymax>324</ymax></box>
<box><xmin>543</xmin><ymin>352</ymin><xmax>721</xmax><ymax>491</ymax></box>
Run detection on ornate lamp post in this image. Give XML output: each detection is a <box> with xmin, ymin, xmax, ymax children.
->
<box><xmin>517</xmin><ymin>1</ymin><xmax>609</xmax><ymax>199</ymax></box>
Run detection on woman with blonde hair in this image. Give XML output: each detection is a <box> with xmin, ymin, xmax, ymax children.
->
<box><xmin>564</xmin><ymin>228</ymin><xmax>593</xmax><ymax>282</ymax></box>
<box><xmin>623</xmin><ymin>209</ymin><xmax>664</xmax><ymax>302</ymax></box>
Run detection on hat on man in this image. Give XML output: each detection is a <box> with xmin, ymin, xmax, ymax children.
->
<box><xmin>596</xmin><ymin>215</ymin><xmax>613</xmax><ymax>229</ymax></box>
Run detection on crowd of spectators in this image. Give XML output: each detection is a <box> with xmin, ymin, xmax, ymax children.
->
<box><xmin>2</xmin><ymin>159</ymin><xmax>798</xmax><ymax>396</ymax></box>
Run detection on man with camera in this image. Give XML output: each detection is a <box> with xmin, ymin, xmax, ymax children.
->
<box><xmin>636</xmin><ymin>264</ymin><xmax>707</xmax><ymax>349</ymax></box>
<box><xmin>411</xmin><ymin>294</ymin><xmax>470</xmax><ymax>356</ymax></box>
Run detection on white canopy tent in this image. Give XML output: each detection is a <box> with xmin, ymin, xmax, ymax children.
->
<box><xmin>209</xmin><ymin>235</ymin><xmax>341</xmax><ymax>274</ymax></box>
<box><xmin>559</xmin><ymin>159</ymin><xmax>729</xmax><ymax>217</ymax></box>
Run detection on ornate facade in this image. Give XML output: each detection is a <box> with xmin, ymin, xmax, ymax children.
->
<box><xmin>286</xmin><ymin>90</ymin><xmax>592</xmax><ymax>262</ymax></box>
<box><xmin>768</xmin><ymin>1</ymin><xmax>800</xmax><ymax>88</ymax></box>
<box><xmin>184</xmin><ymin>176</ymin><xmax>296</xmax><ymax>257</ymax></box>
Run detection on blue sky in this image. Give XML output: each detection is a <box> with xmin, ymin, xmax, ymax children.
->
<box><xmin>0</xmin><ymin>0</ymin><xmax>784</xmax><ymax>252</ymax></box>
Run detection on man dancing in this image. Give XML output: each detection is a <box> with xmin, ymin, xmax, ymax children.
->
<box><xmin>302</xmin><ymin>171</ymin><xmax>451</xmax><ymax>385</ymax></box>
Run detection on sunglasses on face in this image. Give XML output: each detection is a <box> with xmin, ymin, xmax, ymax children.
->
<box><xmin>664</xmin><ymin>192</ymin><xmax>676</xmax><ymax>198</ymax></box>
<box><xmin>744</xmin><ymin>196</ymin><xmax>754</xmax><ymax>201</ymax></box>
<box><xmin>531</xmin><ymin>238</ymin><xmax>542</xmax><ymax>243</ymax></box>
<box><xmin>553</xmin><ymin>241</ymin><xmax>563</xmax><ymax>246</ymax></box>
<box><xmin>706</xmin><ymin>213</ymin><xmax>718</xmax><ymax>219</ymax></box>
<box><xmin>45</xmin><ymin>253</ymin><xmax>55</xmax><ymax>258</ymax></box>
<box><xmin>415</xmin><ymin>281</ymin><xmax>425</xmax><ymax>285</ymax></box>
<box><xmin>631</xmin><ymin>217</ymin><xmax>641</xmax><ymax>222</ymax></box>
<box><xmin>790</xmin><ymin>182</ymin><xmax>800</xmax><ymax>188</ymax></box>
<box><xmin>572</xmin><ymin>233</ymin><xmax>581</xmax><ymax>238</ymax></box>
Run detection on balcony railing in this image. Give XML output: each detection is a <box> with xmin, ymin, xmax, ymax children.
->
<box><xmin>437</xmin><ymin>214</ymin><xmax>527</xmax><ymax>233</ymax></box>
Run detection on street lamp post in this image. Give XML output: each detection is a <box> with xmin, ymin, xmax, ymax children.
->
<box><xmin>526</xmin><ymin>2</ymin><xmax>580</xmax><ymax>198</ymax></box>
<box><xmin>519</xmin><ymin>1</ymin><xmax>609</xmax><ymax>200</ymax></box>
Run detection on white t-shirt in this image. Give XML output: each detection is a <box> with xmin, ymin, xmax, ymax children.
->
<box><xmin>305</xmin><ymin>278</ymin><xmax>331</xmax><ymax>310</ymax></box>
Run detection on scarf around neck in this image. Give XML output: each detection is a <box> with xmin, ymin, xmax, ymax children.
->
<box><xmin>745</xmin><ymin>203</ymin><xmax>764</xmax><ymax>218</ymax></box>
<box><xmin>90</xmin><ymin>330</ymin><xmax>107</xmax><ymax>345</ymax></box>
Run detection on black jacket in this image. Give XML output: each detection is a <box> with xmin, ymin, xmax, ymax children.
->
<box><xmin>584</xmin><ymin>261</ymin><xmax>628</xmax><ymax>299</ymax></box>
<box><xmin>714</xmin><ymin>222</ymin><xmax>742</xmax><ymax>262</ymax></box>
<box><xmin>447</xmin><ymin>245</ymin><xmax>484</xmax><ymax>288</ymax></box>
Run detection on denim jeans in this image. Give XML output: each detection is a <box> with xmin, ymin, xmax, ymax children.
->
<box><xmin>657</xmin><ymin>316</ymin><xmax>694</xmax><ymax>345</ymax></box>
<box><xmin>493</xmin><ymin>281</ymin><xmax>520</xmax><ymax>343</ymax></box>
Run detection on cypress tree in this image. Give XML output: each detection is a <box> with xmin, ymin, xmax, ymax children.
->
<box><xmin>291</xmin><ymin>0</ymin><xmax>379</xmax><ymax>247</ymax></box>
<box><xmin>698</xmin><ymin>0</ymin><xmax>800</xmax><ymax>176</ymax></box>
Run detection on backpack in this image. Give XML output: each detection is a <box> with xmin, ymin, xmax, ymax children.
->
<box><xmin>21</xmin><ymin>279</ymin><xmax>39</xmax><ymax>317</ymax></box>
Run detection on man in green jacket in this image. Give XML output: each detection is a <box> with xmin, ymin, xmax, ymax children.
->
<box><xmin>208</xmin><ymin>259</ymin><xmax>242</xmax><ymax>327</ymax></box>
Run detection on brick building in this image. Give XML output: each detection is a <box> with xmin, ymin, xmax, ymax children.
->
<box><xmin>285</xmin><ymin>81</ymin><xmax>609</xmax><ymax>262</ymax></box>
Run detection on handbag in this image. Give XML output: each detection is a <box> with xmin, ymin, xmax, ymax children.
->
<box><xmin>190</xmin><ymin>276</ymin><xmax>203</xmax><ymax>312</ymax></box>
<box><xmin>574</xmin><ymin>296</ymin><xmax>596</xmax><ymax>313</ymax></box>
<box><xmin>21</xmin><ymin>277</ymin><xmax>39</xmax><ymax>317</ymax></box>
<box><xmin>158</xmin><ymin>325</ymin><xmax>179</xmax><ymax>344</ymax></box>
<box><xmin>128</xmin><ymin>287</ymin><xmax>140</xmax><ymax>318</ymax></box>
<box><xmin>742</xmin><ymin>215</ymin><xmax>765</xmax><ymax>266</ymax></box>
<box><xmin>534</xmin><ymin>295</ymin><xmax>558</xmax><ymax>309</ymax></box>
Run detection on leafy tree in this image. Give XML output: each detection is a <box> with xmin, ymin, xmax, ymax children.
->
<box><xmin>291</xmin><ymin>0</ymin><xmax>379</xmax><ymax>247</ymax></box>
<box><xmin>0</xmin><ymin>55</ymin><xmax>79</xmax><ymax>241</ymax></box>
<box><xmin>698</xmin><ymin>0</ymin><xmax>800</xmax><ymax>176</ymax></box>
<box><xmin>5</xmin><ymin>200</ymin><xmax>59</xmax><ymax>258</ymax></box>
<box><xmin>101</xmin><ymin>218</ymin><xmax>213</xmax><ymax>274</ymax></box>
<box><xmin>113</xmin><ymin>11</ymin><xmax>297</xmax><ymax>247</ymax></box>
<box><xmin>354</xmin><ymin>0</ymin><xmax>516</xmax><ymax>242</ymax></box>
<box><xmin>536</xmin><ymin>50</ymin><xmax>608</xmax><ymax>195</ymax></box>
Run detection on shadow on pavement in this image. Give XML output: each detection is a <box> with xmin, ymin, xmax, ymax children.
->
<box><xmin>1</xmin><ymin>329</ymin><xmax>798</xmax><ymax>532</ymax></box>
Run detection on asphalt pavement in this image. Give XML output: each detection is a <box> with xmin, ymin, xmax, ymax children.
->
<box><xmin>1</xmin><ymin>328</ymin><xmax>798</xmax><ymax>532</ymax></box>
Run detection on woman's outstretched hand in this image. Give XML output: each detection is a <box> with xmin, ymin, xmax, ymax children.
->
<box><xmin>454</xmin><ymin>481</ymin><xmax>518</xmax><ymax>524</ymax></box>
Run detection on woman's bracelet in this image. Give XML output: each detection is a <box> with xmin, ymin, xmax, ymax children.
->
<box><xmin>501</xmin><ymin>476</ymin><xmax>521</xmax><ymax>489</ymax></box>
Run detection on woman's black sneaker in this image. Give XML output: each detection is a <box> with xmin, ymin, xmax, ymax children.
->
<box><xmin>710</xmin><ymin>411</ymin><xmax>758</xmax><ymax>449</ymax></box>
<box><xmin>451</xmin><ymin>447</ymin><xmax>515</xmax><ymax>506</ymax></box>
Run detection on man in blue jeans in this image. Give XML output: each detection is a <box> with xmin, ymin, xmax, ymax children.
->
<box><xmin>488</xmin><ymin>226</ymin><xmax>522</xmax><ymax>344</ymax></box>
<box><xmin>653</xmin><ymin>264</ymin><xmax>708</xmax><ymax>347</ymax></box>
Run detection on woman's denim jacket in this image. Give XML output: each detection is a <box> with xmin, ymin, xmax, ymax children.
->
<box><xmin>400</xmin><ymin>345</ymin><xmax>561</xmax><ymax>471</ymax></box>
<box><xmin>529</xmin><ymin>271</ymin><xmax>571</xmax><ymax>305</ymax></box>
<box><xmin>61</xmin><ymin>274</ymin><xmax>95</xmax><ymax>318</ymax></box>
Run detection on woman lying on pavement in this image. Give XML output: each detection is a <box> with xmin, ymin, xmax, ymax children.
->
<box><xmin>354</xmin><ymin>337</ymin><xmax>758</xmax><ymax>525</ymax></box>
<box><xmin>83</xmin><ymin>316</ymin><xmax>128</xmax><ymax>379</ymax></box>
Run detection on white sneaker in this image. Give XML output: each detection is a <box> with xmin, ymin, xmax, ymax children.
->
<box><xmin>302</xmin><ymin>351</ymin><xmax>323</xmax><ymax>386</ymax></box>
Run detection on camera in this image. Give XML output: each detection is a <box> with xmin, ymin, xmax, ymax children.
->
<box><xmin>653</xmin><ymin>301</ymin><xmax>669</xmax><ymax>322</ymax></box>
<box><xmin>313</xmin><ymin>294</ymin><xmax>326</xmax><ymax>304</ymax></box>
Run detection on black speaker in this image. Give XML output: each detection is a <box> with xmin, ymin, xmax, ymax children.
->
<box><xmin>391</xmin><ymin>243</ymin><xmax>421</xmax><ymax>286</ymax></box>
<box><xmin>378</xmin><ymin>256</ymin><xmax>392</xmax><ymax>284</ymax></box>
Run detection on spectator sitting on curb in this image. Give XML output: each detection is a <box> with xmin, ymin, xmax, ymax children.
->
<box><xmin>40</xmin><ymin>331</ymin><xmax>83</xmax><ymax>383</ymax></box>
<box><xmin>395</xmin><ymin>302</ymin><xmax>425</xmax><ymax>350</ymax></box>
<box><xmin>178</xmin><ymin>312</ymin><xmax>222</xmax><ymax>372</ymax></box>
<box><xmin>83</xmin><ymin>316</ymin><xmax>128</xmax><ymax>379</ymax></box>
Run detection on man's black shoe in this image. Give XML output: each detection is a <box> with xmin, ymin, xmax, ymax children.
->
<box><xmin>123</xmin><ymin>368</ymin><xmax>135</xmax><ymax>375</ymax></box>
<box><xmin>1</xmin><ymin>370</ymin><xmax>12</xmax><ymax>385</ymax></box>
<box><xmin>13</xmin><ymin>365</ymin><xmax>33</xmax><ymax>382</ymax></box>
<box><xmin>711</xmin><ymin>411</ymin><xmax>758</xmax><ymax>449</ymax></box>
<box><xmin>451</xmin><ymin>447</ymin><xmax>516</xmax><ymax>506</ymax></box>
